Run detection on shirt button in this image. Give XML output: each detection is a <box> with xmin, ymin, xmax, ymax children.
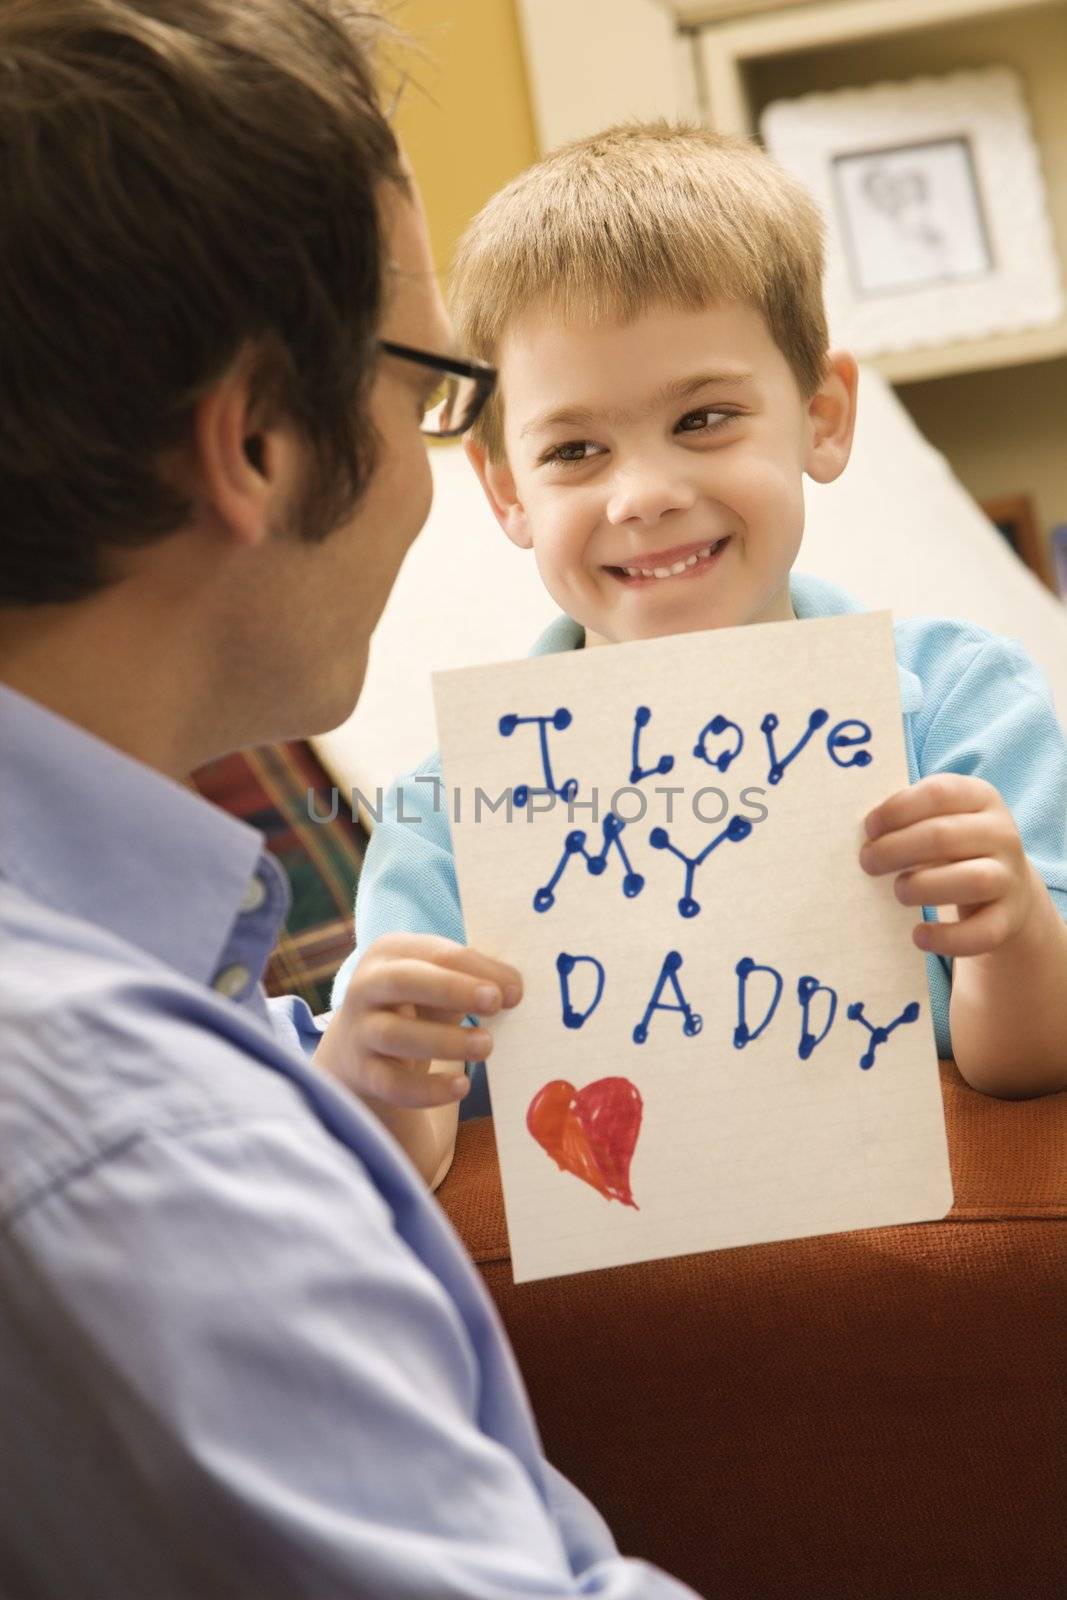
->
<box><xmin>213</xmin><ymin>963</ymin><xmax>251</xmax><ymax>998</ymax></box>
<box><xmin>240</xmin><ymin>874</ymin><xmax>268</xmax><ymax>914</ymax></box>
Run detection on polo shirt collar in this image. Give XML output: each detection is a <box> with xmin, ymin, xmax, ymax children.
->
<box><xmin>789</xmin><ymin>572</ymin><xmax>924</xmax><ymax>714</ymax></box>
<box><xmin>530</xmin><ymin>572</ymin><xmax>925</xmax><ymax>715</ymax></box>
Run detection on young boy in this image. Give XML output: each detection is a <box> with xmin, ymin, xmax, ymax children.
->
<box><xmin>332</xmin><ymin>123</ymin><xmax>1067</xmax><ymax>1185</ymax></box>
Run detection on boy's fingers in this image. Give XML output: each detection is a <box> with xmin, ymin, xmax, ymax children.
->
<box><xmin>417</xmin><ymin>1005</ymin><xmax>490</xmax><ymax>1026</ymax></box>
<box><xmin>428</xmin><ymin>944</ymin><xmax>523</xmax><ymax>1007</ymax></box>
<box><xmin>860</xmin><ymin>814</ymin><xmax>995</xmax><ymax>875</ymax></box>
<box><xmin>357</xmin><ymin>1054</ymin><xmax>470</xmax><ymax>1110</ymax></box>
<box><xmin>894</xmin><ymin>859</ymin><xmax>1007</xmax><ymax>909</ymax></box>
<box><xmin>864</xmin><ymin>773</ymin><xmax>996</xmax><ymax>840</ymax></box>
<box><xmin>913</xmin><ymin>901</ymin><xmax>1008</xmax><ymax>959</ymax></box>
<box><xmin>370</xmin><ymin>936</ymin><xmax>523</xmax><ymax>1008</ymax></box>
<box><xmin>357</xmin><ymin>958</ymin><xmax>506</xmax><ymax>1018</ymax></box>
<box><xmin>361</xmin><ymin>1010</ymin><xmax>493</xmax><ymax>1066</ymax></box>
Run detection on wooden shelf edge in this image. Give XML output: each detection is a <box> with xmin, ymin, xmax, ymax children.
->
<box><xmin>677</xmin><ymin>0</ymin><xmax>1054</xmax><ymax>46</ymax></box>
<box><xmin>873</xmin><ymin>323</ymin><xmax>1067</xmax><ymax>385</ymax></box>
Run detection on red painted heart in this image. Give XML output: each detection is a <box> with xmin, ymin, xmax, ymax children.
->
<box><xmin>526</xmin><ymin>1077</ymin><xmax>643</xmax><ymax>1209</ymax></box>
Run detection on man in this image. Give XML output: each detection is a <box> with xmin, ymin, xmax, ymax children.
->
<box><xmin>0</xmin><ymin>2</ymin><xmax>697</xmax><ymax>1595</ymax></box>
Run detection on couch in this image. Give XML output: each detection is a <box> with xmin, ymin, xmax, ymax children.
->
<box><xmin>437</xmin><ymin>1061</ymin><xmax>1065</xmax><ymax>1599</ymax></box>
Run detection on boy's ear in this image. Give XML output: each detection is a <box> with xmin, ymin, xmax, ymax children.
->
<box><xmin>803</xmin><ymin>350</ymin><xmax>859</xmax><ymax>485</ymax></box>
<box><xmin>464</xmin><ymin>438</ymin><xmax>533</xmax><ymax>549</ymax></box>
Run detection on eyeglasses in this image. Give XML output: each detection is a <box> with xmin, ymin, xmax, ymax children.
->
<box><xmin>379</xmin><ymin>340</ymin><xmax>497</xmax><ymax>438</ymax></box>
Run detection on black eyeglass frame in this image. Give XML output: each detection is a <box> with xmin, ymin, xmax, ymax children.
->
<box><xmin>378</xmin><ymin>340</ymin><xmax>497</xmax><ymax>437</ymax></box>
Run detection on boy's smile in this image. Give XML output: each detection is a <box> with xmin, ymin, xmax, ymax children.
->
<box><xmin>469</xmin><ymin>300</ymin><xmax>856</xmax><ymax>647</ymax></box>
<box><xmin>606</xmin><ymin>534</ymin><xmax>730</xmax><ymax>585</ymax></box>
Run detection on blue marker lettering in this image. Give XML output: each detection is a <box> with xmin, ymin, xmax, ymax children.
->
<box><xmin>694</xmin><ymin>714</ymin><xmax>743</xmax><ymax>774</ymax></box>
<box><xmin>733</xmin><ymin>956</ymin><xmax>784</xmax><ymax>1048</ymax></box>
<box><xmin>846</xmin><ymin>999</ymin><xmax>922</xmax><ymax>1070</ymax></box>
<box><xmin>797</xmin><ymin>975</ymin><xmax>838</xmax><ymax>1060</ymax></box>
<box><xmin>649</xmin><ymin>813</ymin><xmax>752</xmax><ymax>918</ymax></box>
<box><xmin>498</xmin><ymin>707</ymin><xmax>578</xmax><ymax>806</ymax></box>
<box><xmin>630</xmin><ymin>705</ymin><xmax>675</xmax><ymax>785</ymax></box>
<box><xmin>556</xmin><ymin>952</ymin><xmax>606</xmax><ymax>1030</ymax></box>
<box><xmin>826</xmin><ymin>718</ymin><xmax>873</xmax><ymax>770</ymax></box>
<box><xmin>534</xmin><ymin>812</ymin><xmax>645</xmax><ymax>912</ymax></box>
<box><xmin>633</xmin><ymin>951</ymin><xmax>702</xmax><ymax>1045</ymax></box>
<box><xmin>761</xmin><ymin>708</ymin><xmax>829</xmax><ymax>786</ymax></box>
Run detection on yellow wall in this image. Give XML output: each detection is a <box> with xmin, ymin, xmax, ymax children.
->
<box><xmin>388</xmin><ymin>1</ymin><xmax>539</xmax><ymax>280</ymax></box>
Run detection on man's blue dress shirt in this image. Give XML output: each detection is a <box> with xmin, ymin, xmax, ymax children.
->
<box><xmin>0</xmin><ymin>685</ymin><xmax>696</xmax><ymax>1599</ymax></box>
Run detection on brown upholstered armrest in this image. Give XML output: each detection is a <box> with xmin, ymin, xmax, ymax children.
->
<box><xmin>437</xmin><ymin>1063</ymin><xmax>1066</xmax><ymax>1600</ymax></box>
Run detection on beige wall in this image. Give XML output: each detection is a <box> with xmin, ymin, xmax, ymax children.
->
<box><xmin>897</xmin><ymin>359</ymin><xmax>1067</xmax><ymax>561</ymax></box>
<box><xmin>388</xmin><ymin>1</ymin><xmax>538</xmax><ymax>279</ymax></box>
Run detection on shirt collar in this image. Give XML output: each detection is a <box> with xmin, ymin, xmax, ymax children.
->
<box><xmin>529</xmin><ymin>573</ymin><xmax>924</xmax><ymax>715</ymax></box>
<box><xmin>0</xmin><ymin>685</ymin><xmax>289</xmax><ymax>990</ymax></box>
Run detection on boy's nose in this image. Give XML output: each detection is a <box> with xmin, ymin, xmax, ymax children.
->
<box><xmin>605</xmin><ymin>462</ymin><xmax>698</xmax><ymax>527</ymax></box>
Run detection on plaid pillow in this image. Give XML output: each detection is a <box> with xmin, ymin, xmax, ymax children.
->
<box><xmin>191</xmin><ymin>741</ymin><xmax>365</xmax><ymax>1016</ymax></box>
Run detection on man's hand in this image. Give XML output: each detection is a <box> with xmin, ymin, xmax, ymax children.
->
<box><xmin>314</xmin><ymin>933</ymin><xmax>523</xmax><ymax>1110</ymax></box>
<box><xmin>860</xmin><ymin>774</ymin><xmax>1042</xmax><ymax>958</ymax></box>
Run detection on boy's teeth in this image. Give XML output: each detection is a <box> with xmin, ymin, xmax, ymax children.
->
<box><xmin>623</xmin><ymin>542</ymin><xmax>718</xmax><ymax>580</ymax></box>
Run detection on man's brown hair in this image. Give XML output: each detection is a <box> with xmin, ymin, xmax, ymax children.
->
<box><xmin>0</xmin><ymin>0</ymin><xmax>403</xmax><ymax>605</ymax></box>
<box><xmin>450</xmin><ymin>121</ymin><xmax>829</xmax><ymax>460</ymax></box>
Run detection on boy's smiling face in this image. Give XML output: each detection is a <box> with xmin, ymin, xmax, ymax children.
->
<box><xmin>468</xmin><ymin>299</ymin><xmax>857</xmax><ymax>646</ymax></box>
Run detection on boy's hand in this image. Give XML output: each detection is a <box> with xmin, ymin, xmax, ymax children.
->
<box><xmin>315</xmin><ymin>934</ymin><xmax>522</xmax><ymax>1110</ymax></box>
<box><xmin>860</xmin><ymin>774</ymin><xmax>1043</xmax><ymax>959</ymax></box>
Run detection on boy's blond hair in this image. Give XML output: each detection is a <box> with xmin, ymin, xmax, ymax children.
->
<box><xmin>450</xmin><ymin>121</ymin><xmax>829</xmax><ymax>459</ymax></box>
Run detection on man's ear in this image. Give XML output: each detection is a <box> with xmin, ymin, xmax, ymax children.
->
<box><xmin>464</xmin><ymin>438</ymin><xmax>533</xmax><ymax>550</ymax></box>
<box><xmin>804</xmin><ymin>350</ymin><xmax>859</xmax><ymax>486</ymax></box>
<box><xmin>192</xmin><ymin>352</ymin><xmax>288</xmax><ymax>548</ymax></box>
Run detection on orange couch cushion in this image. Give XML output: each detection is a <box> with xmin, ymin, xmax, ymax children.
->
<box><xmin>438</xmin><ymin>1061</ymin><xmax>1066</xmax><ymax>1600</ymax></box>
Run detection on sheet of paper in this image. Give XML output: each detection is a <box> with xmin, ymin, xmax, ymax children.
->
<box><xmin>433</xmin><ymin>613</ymin><xmax>953</xmax><ymax>1283</ymax></box>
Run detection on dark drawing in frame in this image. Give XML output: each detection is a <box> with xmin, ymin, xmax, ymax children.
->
<box><xmin>980</xmin><ymin>495</ymin><xmax>1055</xmax><ymax>593</ymax></box>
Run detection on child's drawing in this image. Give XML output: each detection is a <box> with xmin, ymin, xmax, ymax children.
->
<box><xmin>527</xmin><ymin>1077</ymin><xmax>643</xmax><ymax>1208</ymax></box>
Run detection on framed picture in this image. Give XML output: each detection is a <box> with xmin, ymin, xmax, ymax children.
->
<box><xmin>979</xmin><ymin>495</ymin><xmax>1055</xmax><ymax>592</ymax></box>
<box><xmin>760</xmin><ymin>68</ymin><xmax>1064</xmax><ymax>358</ymax></box>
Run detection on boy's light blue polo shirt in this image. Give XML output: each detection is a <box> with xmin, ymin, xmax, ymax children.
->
<box><xmin>333</xmin><ymin>573</ymin><xmax>1067</xmax><ymax>1086</ymax></box>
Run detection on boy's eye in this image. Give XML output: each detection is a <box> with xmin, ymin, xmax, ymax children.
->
<box><xmin>676</xmin><ymin>407</ymin><xmax>737</xmax><ymax>434</ymax></box>
<box><xmin>541</xmin><ymin>440</ymin><xmax>600</xmax><ymax>465</ymax></box>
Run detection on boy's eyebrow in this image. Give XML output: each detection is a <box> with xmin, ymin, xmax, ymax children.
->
<box><xmin>519</xmin><ymin>370</ymin><xmax>756</xmax><ymax>440</ymax></box>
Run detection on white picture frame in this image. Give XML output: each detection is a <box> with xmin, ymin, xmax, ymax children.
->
<box><xmin>760</xmin><ymin>67</ymin><xmax>1063</xmax><ymax>358</ymax></box>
